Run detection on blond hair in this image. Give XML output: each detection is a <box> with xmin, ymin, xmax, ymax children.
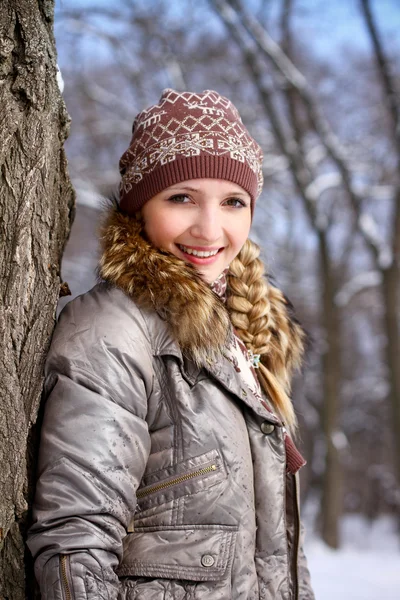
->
<box><xmin>227</xmin><ymin>239</ymin><xmax>305</xmax><ymax>435</ymax></box>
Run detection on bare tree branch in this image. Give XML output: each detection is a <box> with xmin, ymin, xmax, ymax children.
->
<box><xmin>360</xmin><ymin>0</ymin><xmax>400</xmax><ymax>154</ymax></box>
<box><xmin>214</xmin><ymin>0</ymin><xmax>392</xmax><ymax>266</ymax></box>
<box><xmin>210</xmin><ymin>0</ymin><xmax>323</xmax><ymax>228</ymax></box>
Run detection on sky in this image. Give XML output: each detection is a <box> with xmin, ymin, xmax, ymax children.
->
<box><xmin>271</xmin><ymin>0</ymin><xmax>400</xmax><ymax>59</ymax></box>
<box><xmin>54</xmin><ymin>0</ymin><xmax>400</xmax><ymax>70</ymax></box>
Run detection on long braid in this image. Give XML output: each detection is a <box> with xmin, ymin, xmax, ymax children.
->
<box><xmin>227</xmin><ymin>239</ymin><xmax>305</xmax><ymax>434</ymax></box>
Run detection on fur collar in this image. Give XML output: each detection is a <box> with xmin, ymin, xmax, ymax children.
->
<box><xmin>98</xmin><ymin>202</ymin><xmax>231</xmax><ymax>365</ymax></box>
<box><xmin>98</xmin><ymin>202</ymin><xmax>305</xmax><ymax>375</ymax></box>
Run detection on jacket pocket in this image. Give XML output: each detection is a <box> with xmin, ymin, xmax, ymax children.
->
<box><xmin>135</xmin><ymin>449</ymin><xmax>227</xmax><ymax>512</ymax></box>
<box><xmin>118</xmin><ymin>524</ymin><xmax>237</xmax><ymax>581</ymax></box>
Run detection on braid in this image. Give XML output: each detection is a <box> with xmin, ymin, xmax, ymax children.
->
<box><xmin>227</xmin><ymin>239</ymin><xmax>304</xmax><ymax>434</ymax></box>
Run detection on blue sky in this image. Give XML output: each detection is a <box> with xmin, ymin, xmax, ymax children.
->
<box><xmin>291</xmin><ymin>0</ymin><xmax>400</xmax><ymax>59</ymax></box>
<box><xmin>55</xmin><ymin>0</ymin><xmax>400</xmax><ymax>69</ymax></box>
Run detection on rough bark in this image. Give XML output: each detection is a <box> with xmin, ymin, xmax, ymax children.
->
<box><xmin>0</xmin><ymin>1</ymin><xmax>74</xmax><ymax>597</ymax></box>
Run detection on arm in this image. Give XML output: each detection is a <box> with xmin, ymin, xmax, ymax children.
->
<box><xmin>27</xmin><ymin>288</ymin><xmax>153</xmax><ymax>599</ymax></box>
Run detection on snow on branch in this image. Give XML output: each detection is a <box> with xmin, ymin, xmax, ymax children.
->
<box><xmin>305</xmin><ymin>173</ymin><xmax>342</xmax><ymax>203</ymax></box>
<box><xmin>262</xmin><ymin>155</ymin><xmax>289</xmax><ymax>177</ymax></box>
<box><xmin>358</xmin><ymin>214</ymin><xmax>393</xmax><ymax>269</ymax></box>
<box><xmin>331</xmin><ymin>430</ymin><xmax>349</xmax><ymax>451</ymax></box>
<box><xmin>306</xmin><ymin>145</ymin><xmax>328</xmax><ymax>168</ymax></box>
<box><xmin>335</xmin><ymin>270</ymin><xmax>382</xmax><ymax>307</ymax></box>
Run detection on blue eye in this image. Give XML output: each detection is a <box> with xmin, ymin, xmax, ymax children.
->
<box><xmin>168</xmin><ymin>194</ymin><xmax>190</xmax><ymax>203</ymax></box>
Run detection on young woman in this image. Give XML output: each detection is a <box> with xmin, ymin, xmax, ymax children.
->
<box><xmin>28</xmin><ymin>89</ymin><xmax>315</xmax><ymax>599</ymax></box>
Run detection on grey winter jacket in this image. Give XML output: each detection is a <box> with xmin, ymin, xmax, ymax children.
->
<box><xmin>28</xmin><ymin>282</ymin><xmax>314</xmax><ymax>599</ymax></box>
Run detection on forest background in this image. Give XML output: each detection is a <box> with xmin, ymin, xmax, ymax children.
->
<box><xmin>0</xmin><ymin>0</ymin><xmax>399</xmax><ymax>598</ymax></box>
<box><xmin>56</xmin><ymin>0</ymin><xmax>400</xmax><ymax>542</ymax></box>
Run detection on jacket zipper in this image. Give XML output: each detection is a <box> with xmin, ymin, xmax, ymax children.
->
<box><xmin>136</xmin><ymin>464</ymin><xmax>217</xmax><ymax>499</ymax></box>
<box><xmin>60</xmin><ymin>554</ymin><xmax>72</xmax><ymax>600</ymax></box>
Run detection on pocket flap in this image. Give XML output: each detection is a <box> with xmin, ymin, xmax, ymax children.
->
<box><xmin>136</xmin><ymin>449</ymin><xmax>227</xmax><ymax>511</ymax></box>
<box><xmin>117</xmin><ymin>525</ymin><xmax>237</xmax><ymax>581</ymax></box>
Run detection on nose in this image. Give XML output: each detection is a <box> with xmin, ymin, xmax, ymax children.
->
<box><xmin>189</xmin><ymin>205</ymin><xmax>223</xmax><ymax>243</ymax></box>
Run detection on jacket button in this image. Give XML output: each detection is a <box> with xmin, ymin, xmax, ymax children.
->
<box><xmin>260</xmin><ymin>421</ymin><xmax>275</xmax><ymax>435</ymax></box>
<box><xmin>201</xmin><ymin>554</ymin><xmax>215</xmax><ymax>567</ymax></box>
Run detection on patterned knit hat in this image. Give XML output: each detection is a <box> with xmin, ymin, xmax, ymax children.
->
<box><xmin>119</xmin><ymin>89</ymin><xmax>263</xmax><ymax>214</ymax></box>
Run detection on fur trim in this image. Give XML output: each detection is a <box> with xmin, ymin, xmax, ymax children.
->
<box><xmin>98</xmin><ymin>201</ymin><xmax>230</xmax><ymax>365</ymax></box>
<box><xmin>98</xmin><ymin>202</ymin><xmax>305</xmax><ymax>375</ymax></box>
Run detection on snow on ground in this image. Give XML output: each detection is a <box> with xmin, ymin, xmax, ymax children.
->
<box><xmin>305</xmin><ymin>515</ymin><xmax>399</xmax><ymax>599</ymax></box>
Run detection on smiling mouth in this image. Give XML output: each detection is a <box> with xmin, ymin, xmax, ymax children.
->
<box><xmin>177</xmin><ymin>244</ymin><xmax>223</xmax><ymax>258</ymax></box>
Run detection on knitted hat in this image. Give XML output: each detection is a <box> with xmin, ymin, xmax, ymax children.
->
<box><xmin>119</xmin><ymin>89</ymin><xmax>263</xmax><ymax>214</ymax></box>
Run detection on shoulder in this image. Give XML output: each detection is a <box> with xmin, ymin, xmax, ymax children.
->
<box><xmin>57</xmin><ymin>282</ymin><xmax>151</xmax><ymax>344</ymax></box>
<box><xmin>49</xmin><ymin>283</ymin><xmax>179</xmax><ymax>364</ymax></box>
<box><xmin>45</xmin><ymin>284</ymin><xmax>158</xmax><ymax>404</ymax></box>
<box><xmin>47</xmin><ymin>283</ymin><xmax>154</xmax><ymax>372</ymax></box>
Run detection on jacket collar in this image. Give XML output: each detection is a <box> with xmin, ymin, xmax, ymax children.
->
<box><xmin>206</xmin><ymin>354</ymin><xmax>281</xmax><ymax>424</ymax></box>
<box><xmin>153</xmin><ymin>331</ymin><xmax>280</xmax><ymax>424</ymax></box>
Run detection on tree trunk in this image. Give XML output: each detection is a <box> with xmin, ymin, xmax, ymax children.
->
<box><xmin>382</xmin><ymin>264</ymin><xmax>400</xmax><ymax>490</ymax></box>
<box><xmin>0</xmin><ymin>1</ymin><xmax>74</xmax><ymax>597</ymax></box>
<box><xmin>319</xmin><ymin>238</ymin><xmax>342</xmax><ymax>549</ymax></box>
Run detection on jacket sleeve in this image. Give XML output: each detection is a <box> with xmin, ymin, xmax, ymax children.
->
<box><xmin>27</xmin><ymin>289</ymin><xmax>153</xmax><ymax>599</ymax></box>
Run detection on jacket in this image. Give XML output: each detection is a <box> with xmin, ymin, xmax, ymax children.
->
<box><xmin>27</xmin><ymin>205</ymin><xmax>315</xmax><ymax>599</ymax></box>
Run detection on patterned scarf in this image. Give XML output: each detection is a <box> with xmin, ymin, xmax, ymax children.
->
<box><xmin>211</xmin><ymin>270</ymin><xmax>306</xmax><ymax>475</ymax></box>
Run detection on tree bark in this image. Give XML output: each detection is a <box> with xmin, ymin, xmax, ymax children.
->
<box><xmin>0</xmin><ymin>1</ymin><xmax>74</xmax><ymax>597</ymax></box>
<box><xmin>382</xmin><ymin>263</ymin><xmax>400</xmax><ymax>489</ymax></box>
<box><xmin>360</xmin><ymin>0</ymin><xmax>400</xmax><ymax>498</ymax></box>
<box><xmin>319</xmin><ymin>240</ymin><xmax>342</xmax><ymax>549</ymax></box>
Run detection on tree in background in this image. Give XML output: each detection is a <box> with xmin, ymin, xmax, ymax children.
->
<box><xmin>54</xmin><ymin>0</ymin><xmax>399</xmax><ymax>549</ymax></box>
<box><xmin>0</xmin><ymin>1</ymin><xmax>74</xmax><ymax>597</ymax></box>
<box><xmin>1</xmin><ymin>4</ymin><xmax>397</xmax><ymax>596</ymax></box>
<box><xmin>211</xmin><ymin>0</ymin><xmax>400</xmax><ymax>547</ymax></box>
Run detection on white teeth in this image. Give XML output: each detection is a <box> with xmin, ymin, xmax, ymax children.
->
<box><xmin>179</xmin><ymin>244</ymin><xmax>219</xmax><ymax>258</ymax></box>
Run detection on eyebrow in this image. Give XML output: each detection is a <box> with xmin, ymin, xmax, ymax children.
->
<box><xmin>167</xmin><ymin>185</ymin><xmax>249</xmax><ymax>197</ymax></box>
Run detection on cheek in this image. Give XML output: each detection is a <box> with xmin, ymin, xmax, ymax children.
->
<box><xmin>231</xmin><ymin>220</ymin><xmax>251</xmax><ymax>249</ymax></box>
<box><xmin>144</xmin><ymin>217</ymin><xmax>179</xmax><ymax>249</ymax></box>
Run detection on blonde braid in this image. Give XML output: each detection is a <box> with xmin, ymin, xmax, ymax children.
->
<box><xmin>227</xmin><ymin>239</ymin><xmax>304</xmax><ymax>434</ymax></box>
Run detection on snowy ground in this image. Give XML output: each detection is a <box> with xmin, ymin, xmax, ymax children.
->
<box><xmin>305</xmin><ymin>515</ymin><xmax>399</xmax><ymax>599</ymax></box>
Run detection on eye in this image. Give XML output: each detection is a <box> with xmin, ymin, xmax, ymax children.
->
<box><xmin>224</xmin><ymin>197</ymin><xmax>248</xmax><ymax>208</ymax></box>
<box><xmin>167</xmin><ymin>194</ymin><xmax>191</xmax><ymax>204</ymax></box>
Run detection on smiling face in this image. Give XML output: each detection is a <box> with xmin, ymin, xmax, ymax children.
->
<box><xmin>141</xmin><ymin>178</ymin><xmax>252</xmax><ymax>283</ymax></box>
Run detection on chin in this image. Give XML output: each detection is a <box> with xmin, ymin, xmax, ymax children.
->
<box><xmin>198</xmin><ymin>269</ymin><xmax>219</xmax><ymax>284</ymax></box>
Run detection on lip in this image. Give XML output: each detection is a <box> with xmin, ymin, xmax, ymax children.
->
<box><xmin>176</xmin><ymin>244</ymin><xmax>224</xmax><ymax>266</ymax></box>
